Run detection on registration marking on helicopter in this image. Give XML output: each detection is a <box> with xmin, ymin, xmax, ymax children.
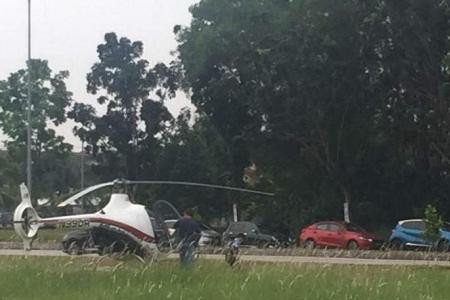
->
<box><xmin>38</xmin><ymin>219</ymin><xmax>90</xmax><ymax>229</ymax></box>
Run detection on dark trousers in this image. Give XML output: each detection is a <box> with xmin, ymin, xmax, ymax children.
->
<box><xmin>179</xmin><ymin>241</ymin><xmax>195</xmax><ymax>267</ymax></box>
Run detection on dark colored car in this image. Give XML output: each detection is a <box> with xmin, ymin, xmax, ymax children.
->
<box><xmin>61</xmin><ymin>200</ymin><xmax>179</xmax><ymax>256</ymax></box>
<box><xmin>198</xmin><ymin>223</ymin><xmax>221</xmax><ymax>247</ymax></box>
<box><xmin>299</xmin><ymin>221</ymin><xmax>383</xmax><ymax>250</ymax></box>
<box><xmin>62</xmin><ymin>210</ymin><xmax>171</xmax><ymax>256</ymax></box>
<box><xmin>61</xmin><ymin>226</ymin><xmax>147</xmax><ymax>256</ymax></box>
<box><xmin>62</xmin><ymin>229</ymin><xmax>92</xmax><ymax>255</ymax></box>
<box><xmin>222</xmin><ymin>221</ymin><xmax>279</xmax><ymax>248</ymax></box>
<box><xmin>0</xmin><ymin>211</ymin><xmax>12</xmax><ymax>228</ymax></box>
<box><xmin>164</xmin><ymin>219</ymin><xmax>221</xmax><ymax>247</ymax></box>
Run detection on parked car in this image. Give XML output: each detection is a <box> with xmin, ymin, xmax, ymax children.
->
<box><xmin>259</xmin><ymin>225</ymin><xmax>295</xmax><ymax>248</ymax></box>
<box><xmin>164</xmin><ymin>219</ymin><xmax>221</xmax><ymax>247</ymax></box>
<box><xmin>388</xmin><ymin>219</ymin><xmax>450</xmax><ymax>251</ymax></box>
<box><xmin>222</xmin><ymin>221</ymin><xmax>279</xmax><ymax>248</ymax></box>
<box><xmin>298</xmin><ymin>221</ymin><xmax>383</xmax><ymax>250</ymax></box>
<box><xmin>62</xmin><ymin>215</ymin><xmax>173</xmax><ymax>256</ymax></box>
<box><xmin>0</xmin><ymin>211</ymin><xmax>12</xmax><ymax>228</ymax></box>
<box><xmin>62</xmin><ymin>212</ymin><xmax>172</xmax><ymax>256</ymax></box>
<box><xmin>62</xmin><ymin>229</ymin><xmax>92</xmax><ymax>255</ymax></box>
<box><xmin>198</xmin><ymin>223</ymin><xmax>222</xmax><ymax>247</ymax></box>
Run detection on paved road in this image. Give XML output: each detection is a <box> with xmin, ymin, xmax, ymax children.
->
<box><xmin>205</xmin><ymin>254</ymin><xmax>450</xmax><ymax>266</ymax></box>
<box><xmin>2</xmin><ymin>249</ymin><xmax>450</xmax><ymax>267</ymax></box>
<box><xmin>0</xmin><ymin>249</ymin><xmax>74</xmax><ymax>257</ymax></box>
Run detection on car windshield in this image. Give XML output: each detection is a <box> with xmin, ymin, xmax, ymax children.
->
<box><xmin>200</xmin><ymin>223</ymin><xmax>211</xmax><ymax>231</ymax></box>
<box><xmin>442</xmin><ymin>222</ymin><xmax>450</xmax><ymax>232</ymax></box>
<box><xmin>230</xmin><ymin>222</ymin><xmax>259</xmax><ymax>233</ymax></box>
<box><xmin>152</xmin><ymin>200</ymin><xmax>182</xmax><ymax>220</ymax></box>
<box><xmin>345</xmin><ymin>223</ymin><xmax>366</xmax><ymax>233</ymax></box>
<box><xmin>164</xmin><ymin>220</ymin><xmax>177</xmax><ymax>228</ymax></box>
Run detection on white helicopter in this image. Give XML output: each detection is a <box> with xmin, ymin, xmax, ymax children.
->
<box><xmin>13</xmin><ymin>179</ymin><xmax>273</xmax><ymax>258</ymax></box>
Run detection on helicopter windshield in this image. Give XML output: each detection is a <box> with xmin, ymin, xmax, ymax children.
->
<box><xmin>152</xmin><ymin>200</ymin><xmax>182</xmax><ymax>221</ymax></box>
<box><xmin>145</xmin><ymin>202</ymin><xmax>180</xmax><ymax>250</ymax></box>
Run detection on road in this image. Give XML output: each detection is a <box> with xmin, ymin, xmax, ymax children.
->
<box><xmin>2</xmin><ymin>249</ymin><xmax>450</xmax><ymax>266</ymax></box>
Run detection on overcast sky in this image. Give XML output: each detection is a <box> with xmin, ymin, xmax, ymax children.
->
<box><xmin>0</xmin><ymin>0</ymin><xmax>198</xmax><ymax>151</ymax></box>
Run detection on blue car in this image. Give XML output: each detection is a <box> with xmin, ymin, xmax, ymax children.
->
<box><xmin>389</xmin><ymin>219</ymin><xmax>450</xmax><ymax>251</ymax></box>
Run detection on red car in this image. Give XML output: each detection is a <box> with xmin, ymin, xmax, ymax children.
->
<box><xmin>298</xmin><ymin>221</ymin><xmax>383</xmax><ymax>250</ymax></box>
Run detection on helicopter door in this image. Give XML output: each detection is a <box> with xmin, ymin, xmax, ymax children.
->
<box><xmin>152</xmin><ymin>200</ymin><xmax>182</xmax><ymax>221</ymax></box>
<box><xmin>151</xmin><ymin>200</ymin><xmax>182</xmax><ymax>250</ymax></box>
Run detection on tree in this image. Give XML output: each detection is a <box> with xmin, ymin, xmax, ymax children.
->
<box><xmin>0</xmin><ymin>152</ymin><xmax>20</xmax><ymax>210</ymax></box>
<box><xmin>175</xmin><ymin>0</ymin><xmax>450</xmax><ymax>230</ymax></box>
<box><xmin>73</xmin><ymin>33</ymin><xmax>179</xmax><ymax>181</ymax></box>
<box><xmin>176</xmin><ymin>0</ymin><xmax>380</xmax><ymax>223</ymax></box>
<box><xmin>423</xmin><ymin>204</ymin><xmax>443</xmax><ymax>247</ymax></box>
<box><xmin>370</xmin><ymin>0</ymin><xmax>450</xmax><ymax>222</ymax></box>
<box><xmin>0</xmin><ymin>59</ymin><xmax>74</xmax><ymax>197</ymax></box>
<box><xmin>136</xmin><ymin>108</ymin><xmax>236</xmax><ymax>222</ymax></box>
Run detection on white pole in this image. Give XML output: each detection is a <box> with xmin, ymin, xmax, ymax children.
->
<box><xmin>80</xmin><ymin>141</ymin><xmax>85</xmax><ymax>190</ymax></box>
<box><xmin>233</xmin><ymin>203</ymin><xmax>238</xmax><ymax>222</ymax></box>
<box><xmin>344</xmin><ymin>202</ymin><xmax>350</xmax><ymax>223</ymax></box>
<box><xmin>26</xmin><ymin>0</ymin><xmax>32</xmax><ymax>197</ymax></box>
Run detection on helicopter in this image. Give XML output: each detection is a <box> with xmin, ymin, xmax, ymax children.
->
<box><xmin>13</xmin><ymin>179</ymin><xmax>274</xmax><ymax>258</ymax></box>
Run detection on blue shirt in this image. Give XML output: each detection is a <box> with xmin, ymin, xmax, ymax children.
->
<box><xmin>174</xmin><ymin>217</ymin><xmax>201</xmax><ymax>242</ymax></box>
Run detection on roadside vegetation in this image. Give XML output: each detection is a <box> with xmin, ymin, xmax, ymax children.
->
<box><xmin>1</xmin><ymin>1</ymin><xmax>450</xmax><ymax>238</ymax></box>
<box><xmin>0</xmin><ymin>256</ymin><xmax>449</xmax><ymax>300</ymax></box>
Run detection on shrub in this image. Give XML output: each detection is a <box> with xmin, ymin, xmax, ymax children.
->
<box><xmin>423</xmin><ymin>204</ymin><xmax>443</xmax><ymax>246</ymax></box>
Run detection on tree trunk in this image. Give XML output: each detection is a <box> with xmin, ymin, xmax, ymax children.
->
<box><xmin>341</xmin><ymin>185</ymin><xmax>351</xmax><ymax>223</ymax></box>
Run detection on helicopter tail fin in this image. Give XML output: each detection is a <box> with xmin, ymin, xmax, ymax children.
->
<box><xmin>13</xmin><ymin>184</ymin><xmax>40</xmax><ymax>251</ymax></box>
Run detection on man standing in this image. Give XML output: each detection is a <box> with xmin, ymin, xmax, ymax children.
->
<box><xmin>173</xmin><ymin>208</ymin><xmax>201</xmax><ymax>267</ymax></box>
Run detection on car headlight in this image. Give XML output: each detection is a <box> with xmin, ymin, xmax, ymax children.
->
<box><xmin>358</xmin><ymin>236</ymin><xmax>373</xmax><ymax>242</ymax></box>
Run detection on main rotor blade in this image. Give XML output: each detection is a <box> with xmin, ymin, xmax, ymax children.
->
<box><xmin>127</xmin><ymin>180</ymin><xmax>274</xmax><ymax>196</ymax></box>
<box><xmin>57</xmin><ymin>179</ymin><xmax>274</xmax><ymax>207</ymax></box>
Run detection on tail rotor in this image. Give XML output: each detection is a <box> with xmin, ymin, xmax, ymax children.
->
<box><xmin>13</xmin><ymin>184</ymin><xmax>40</xmax><ymax>250</ymax></box>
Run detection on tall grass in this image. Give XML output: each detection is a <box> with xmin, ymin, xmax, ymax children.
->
<box><xmin>0</xmin><ymin>256</ymin><xmax>449</xmax><ymax>299</ymax></box>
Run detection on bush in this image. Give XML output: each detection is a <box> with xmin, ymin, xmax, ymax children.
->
<box><xmin>423</xmin><ymin>204</ymin><xmax>443</xmax><ymax>246</ymax></box>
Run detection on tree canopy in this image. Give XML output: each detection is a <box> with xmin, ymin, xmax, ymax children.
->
<box><xmin>2</xmin><ymin>1</ymin><xmax>450</xmax><ymax>236</ymax></box>
<box><xmin>175</xmin><ymin>0</ymin><xmax>450</xmax><ymax>230</ymax></box>
<box><xmin>0</xmin><ymin>59</ymin><xmax>75</xmax><ymax>198</ymax></box>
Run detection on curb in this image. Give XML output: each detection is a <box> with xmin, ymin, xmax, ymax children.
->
<box><xmin>2</xmin><ymin>242</ymin><xmax>450</xmax><ymax>262</ymax></box>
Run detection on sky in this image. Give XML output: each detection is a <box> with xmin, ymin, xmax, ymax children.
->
<box><xmin>0</xmin><ymin>0</ymin><xmax>198</xmax><ymax>151</ymax></box>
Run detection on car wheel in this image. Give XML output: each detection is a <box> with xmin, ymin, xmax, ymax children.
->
<box><xmin>67</xmin><ymin>240</ymin><xmax>82</xmax><ymax>255</ymax></box>
<box><xmin>347</xmin><ymin>240</ymin><xmax>359</xmax><ymax>250</ymax></box>
<box><xmin>257</xmin><ymin>241</ymin><xmax>270</xmax><ymax>249</ymax></box>
<box><xmin>304</xmin><ymin>239</ymin><xmax>315</xmax><ymax>250</ymax></box>
<box><xmin>133</xmin><ymin>248</ymin><xmax>146</xmax><ymax>261</ymax></box>
<box><xmin>389</xmin><ymin>239</ymin><xmax>404</xmax><ymax>250</ymax></box>
<box><xmin>437</xmin><ymin>239</ymin><xmax>450</xmax><ymax>252</ymax></box>
<box><xmin>101</xmin><ymin>242</ymin><xmax>118</xmax><ymax>256</ymax></box>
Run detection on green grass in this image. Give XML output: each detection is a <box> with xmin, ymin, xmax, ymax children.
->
<box><xmin>0</xmin><ymin>256</ymin><xmax>449</xmax><ymax>300</ymax></box>
<box><xmin>0</xmin><ymin>228</ymin><xmax>65</xmax><ymax>242</ymax></box>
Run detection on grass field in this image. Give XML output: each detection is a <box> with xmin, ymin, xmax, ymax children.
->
<box><xmin>0</xmin><ymin>256</ymin><xmax>449</xmax><ymax>300</ymax></box>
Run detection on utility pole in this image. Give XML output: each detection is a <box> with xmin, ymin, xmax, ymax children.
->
<box><xmin>80</xmin><ymin>140</ymin><xmax>85</xmax><ymax>212</ymax></box>
<box><xmin>80</xmin><ymin>141</ymin><xmax>85</xmax><ymax>190</ymax></box>
<box><xmin>26</xmin><ymin>0</ymin><xmax>32</xmax><ymax>197</ymax></box>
